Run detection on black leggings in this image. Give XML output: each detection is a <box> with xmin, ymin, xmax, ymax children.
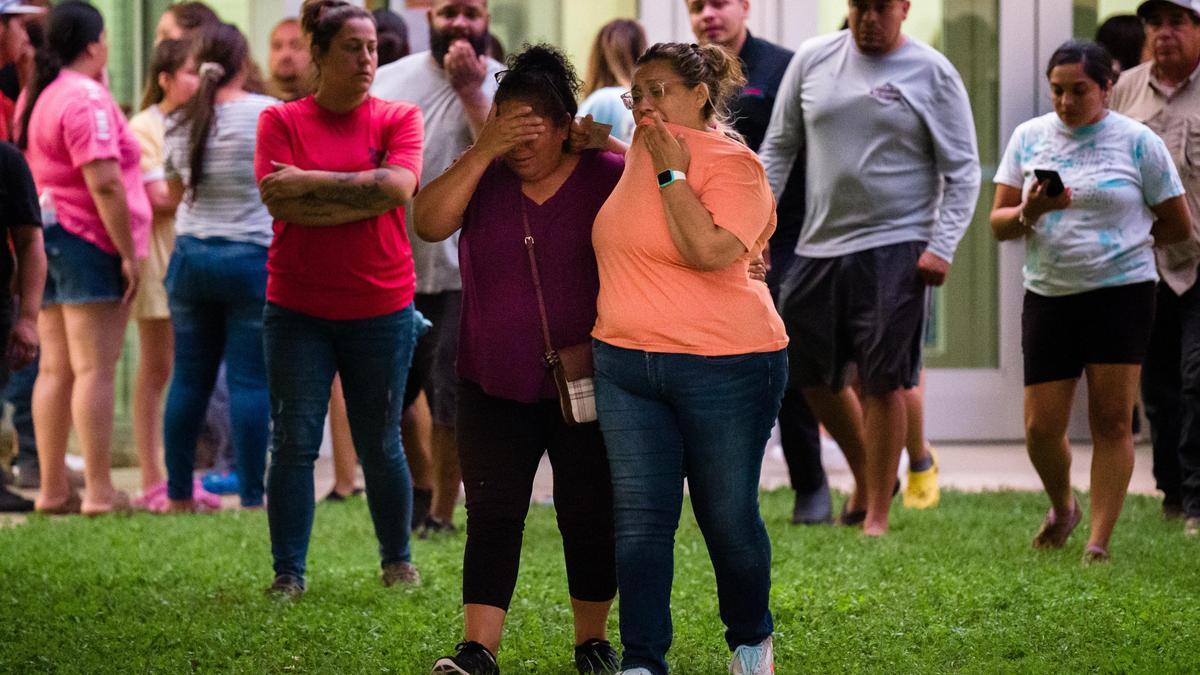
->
<box><xmin>456</xmin><ymin>379</ymin><xmax>617</xmax><ymax>611</ymax></box>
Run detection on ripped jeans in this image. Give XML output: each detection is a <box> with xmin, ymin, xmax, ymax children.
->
<box><xmin>263</xmin><ymin>302</ymin><xmax>417</xmax><ymax>580</ymax></box>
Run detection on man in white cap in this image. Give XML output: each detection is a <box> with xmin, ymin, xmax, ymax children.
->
<box><xmin>0</xmin><ymin>0</ymin><xmax>43</xmax><ymax>142</ymax></box>
<box><xmin>1110</xmin><ymin>0</ymin><xmax>1200</xmax><ymax>537</ymax></box>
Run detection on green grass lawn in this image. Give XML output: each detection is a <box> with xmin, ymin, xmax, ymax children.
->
<box><xmin>1</xmin><ymin>489</ymin><xmax>1197</xmax><ymax>673</ymax></box>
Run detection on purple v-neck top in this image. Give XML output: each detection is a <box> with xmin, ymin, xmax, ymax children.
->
<box><xmin>457</xmin><ymin>149</ymin><xmax>624</xmax><ymax>403</ymax></box>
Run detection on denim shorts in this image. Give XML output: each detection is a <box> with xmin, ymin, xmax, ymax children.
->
<box><xmin>43</xmin><ymin>223</ymin><xmax>124</xmax><ymax>306</ymax></box>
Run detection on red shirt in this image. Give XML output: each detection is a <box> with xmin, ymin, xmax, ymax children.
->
<box><xmin>254</xmin><ymin>96</ymin><xmax>423</xmax><ymax>320</ymax></box>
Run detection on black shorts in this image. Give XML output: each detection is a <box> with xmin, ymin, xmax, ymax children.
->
<box><xmin>404</xmin><ymin>291</ymin><xmax>461</xmax><ymax>426</ymax></box>
<box><xmin>778</xmin><ymin>241</ymin><xmax>928</xmax><ymax>395</ymax></box>
<box><xmin>1022</xmin><ymin>281</ymin><xmax>1156</xmax><ymax>386</ymax></box>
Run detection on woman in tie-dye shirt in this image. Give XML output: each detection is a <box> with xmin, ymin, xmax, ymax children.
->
<box><xmin>991</xmin><ymin>40</ymin><xmax>1191</xmax><ymax>564</ymax></box>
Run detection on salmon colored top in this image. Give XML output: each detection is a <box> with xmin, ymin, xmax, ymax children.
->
<box><xmin>591</xmin><ymin>122</ymin><xmax>788</xmax><ymax>356</ymax></box>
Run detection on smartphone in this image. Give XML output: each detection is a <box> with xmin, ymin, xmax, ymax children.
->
<box><xmin>1033</xmin><ymin>169</ymin><xmax>1065</xmax><ymax>198</ymax></box>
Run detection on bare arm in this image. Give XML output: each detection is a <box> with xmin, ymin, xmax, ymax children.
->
<box><xmin>1150</xmin><ymin>195</ymin><xmax>1192</xmax><ymax>246</ymax></box>
<box><xmin>81</xmin><ymin>158</ymin><xmax>139</xmax><ymax>303</ymax></box>
<box><xmin>989</xmin><ymin>180</ymin><xmax>1071</xmax><ymax>242</ymax></box>
<box><xmin>660</xmin><ymin>182</ymin><xmax>747</xmax><ymax>271</ymax></box>
<box><xmin>444</xmin><ymin>41</ymin><xmax>492</xmax><ymax>136</ymax></box>
<box><xmin>642</xmin><ymin>116</ymin><xmax>746</xmax><ymax>271</ymax></box>
<box><xmin>81</xmin><ymin>159</ymin><xmax>137</xmax><ymax>260</ymax></box>
<box><xmin>415</xmin><ymin>105</ymin><xmax>547</xmax><ymax>242</ymax></box>
<box><xmin>7</xmin><ymin>225</ymin><xmax>46</xmax><ymax>370</ymax></box>
<box><xmin>259</xmin><ymin>164</ymin><xmax>419</xmax><ymax>227</ymax></box>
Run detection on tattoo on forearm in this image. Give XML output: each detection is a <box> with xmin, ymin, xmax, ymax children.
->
<box><xmin>311</xmin><ymin>170</ymin><xmax>394</xmax><ymax>208</ymax></box>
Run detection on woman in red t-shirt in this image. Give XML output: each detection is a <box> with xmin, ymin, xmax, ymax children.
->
<box><xmin>253</xmin><ymin>0</ymin><xmax>423</xmax><ymax>597</ymax></box>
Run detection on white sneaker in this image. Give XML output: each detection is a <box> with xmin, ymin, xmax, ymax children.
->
<box><xmin>618</xmin><ymin>669</ymin><xmax>654</xmax><ymax>675</ymax></box>
<box><xmin>729</xmin><ymin>636</ymin><xmax>774</xmax><ymax>674</ymax></box>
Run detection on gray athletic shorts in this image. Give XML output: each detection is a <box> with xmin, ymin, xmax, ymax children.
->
<box><xmin>778</xmin><ymin>241</ymin><xmax>929</xmax><ymax>395</ymax></box>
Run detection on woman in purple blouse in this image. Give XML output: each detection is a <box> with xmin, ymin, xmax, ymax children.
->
<box><xmin>413</xmin><ymin>45</ymin><xmax>624</xmax><ymax>675</ymax></box>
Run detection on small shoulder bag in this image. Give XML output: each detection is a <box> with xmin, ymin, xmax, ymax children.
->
<box><xmin>519</xmin><ymin>197</ymin><xmax>597</xmax><ymax>425</ymax></box>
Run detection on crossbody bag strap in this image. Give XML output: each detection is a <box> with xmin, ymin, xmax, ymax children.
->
<box><xmin>520</xmin><ymin>195</ymin><xmax>558</xmax><ymax>367</ymax></box>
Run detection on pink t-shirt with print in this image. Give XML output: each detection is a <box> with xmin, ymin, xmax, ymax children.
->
<box><xmin>22</xmin><ymin>70</ymin><xmax>150</xmax><ymax>258</ymax></box>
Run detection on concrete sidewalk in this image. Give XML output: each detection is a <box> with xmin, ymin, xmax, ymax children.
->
<box><xmin>3</xmin><ymin>440</ymin><xmax>1161</xmax><ymax>523</ymax></box>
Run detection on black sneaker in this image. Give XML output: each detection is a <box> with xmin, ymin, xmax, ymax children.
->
<box><xmin>265</xmin><ymin>574</ymin><xmax>306</xmax><ymax>599</ymax></box>
<box><xmin>417</xmin><ymin>515</ymin><xmax>458</xmax><ymax>539</ymax></box>
<box><xmin>0</xmin><ymin>485</ymin><xmax>33</xmax><ymax>513</ymax></box>
<box><xmin>574</xmin><ymin>638</ymin><xmax>619</xmax><ymax>673</ymax></box>
<box><xmin>431</xmin><ymin>641</ymin><xmax>499</xmax><ymax>674</ymax></box>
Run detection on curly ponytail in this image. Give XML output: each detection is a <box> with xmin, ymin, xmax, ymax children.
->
<box><xmin>16</xmin><ymin>1</ymin><xmax>104</xmax><ymax>150</ymax></box>
<box><xmin>636</xmin><ymin>42</ymin><xmax>747</xmax><ymax>143</ymax></box>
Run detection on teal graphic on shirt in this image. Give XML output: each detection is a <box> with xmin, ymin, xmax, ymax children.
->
<box><xmin>995</xmin><ymin>111</ymin><xmax>1184</xmax><ymax>297</ymax></box>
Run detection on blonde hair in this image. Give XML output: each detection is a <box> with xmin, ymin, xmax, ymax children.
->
<box><xmin>582</xmin><ymin>19</ymin><xmax>647</xmax><ymax>97</ymax></box>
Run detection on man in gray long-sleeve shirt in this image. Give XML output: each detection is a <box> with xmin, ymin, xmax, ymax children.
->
<box><xmin>759</xmin><ymin>0</ymin><xmax>980</xmax><ymax>537</ymax></box>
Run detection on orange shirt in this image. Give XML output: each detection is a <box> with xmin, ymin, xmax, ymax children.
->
<box><xmin>592</xmin><ymin>122</ymin><xmax>789</xmax><ymax>356</ymax></box>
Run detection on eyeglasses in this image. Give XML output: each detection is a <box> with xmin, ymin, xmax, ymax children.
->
<box><xmin>620</xmin><ymin>80</ymin><xmax>689</xmax><ymax>110</ymax></box>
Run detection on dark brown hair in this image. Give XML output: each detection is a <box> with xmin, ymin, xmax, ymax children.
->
<box><xmin>301</xmin><ymin>0</ymin><xmax>373</xmax><ymax>81</ymax></box>
<box><xmin>16</xmin><ymin>1</ymin><xmax>104</xmax><ymax>150</ymax></box>
<box><xmin>139</xmin><ymin>38</ymin><xmax>192</xmax><ymax>111</ymax></box>
<box><xmin>166</xmin><ymin>2</ymin><xmax>219</xmax><ymax>36</ymax></box>
<box><xmin>495</xmin><ymin>43</ymin><xmax>578</xmax><ymax>152</ymax></box>
<box><xmin>173</xmin><ymin>22</ymin><xmax>247</xmax><ymax>198</ymax></box>
<box><xmin>636</xmin><ymin>42</ymin><xmax>746</xmax><ymax>140</ymax></box>
<box><xmin>583</xmin><ymin>19</ymin><xmax>646</xmax><ymax>97</ymax></box>
<box><xmin>1046</xmin><ymin>40</ymin><xmax>1116</xmax><ymax>90</ymax></box>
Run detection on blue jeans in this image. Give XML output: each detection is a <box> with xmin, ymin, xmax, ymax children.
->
<box><xmin>163</xmin><ymin>236</ymin><xmax>270</xmax><ymax>506</ymax></box>
<box><xmin>263</xmin><ymin>302</ymin><xmax>417</xmax><ymax>580</ymax></box>
<box><xmin>593</xmin><ymin>340</ymin><xmax>787</xmax><ymax>674</ymax></box>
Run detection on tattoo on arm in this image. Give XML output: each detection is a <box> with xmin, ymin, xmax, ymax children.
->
<box><xmin>310</xmin><ymin>169</ymin><xmax>395</xmax><ymax>209</ymax></box>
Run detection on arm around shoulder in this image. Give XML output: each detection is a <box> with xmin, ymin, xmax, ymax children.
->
<box><xmin>1151</xmin><ymin>195</ymin><xmax>1192</xmax><ymax>246</ymax></box>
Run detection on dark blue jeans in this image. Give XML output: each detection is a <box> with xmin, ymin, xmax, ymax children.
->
<box><xmin>593</xmin><ymin>340</ymin><xmax>787</xmax><ymax>675</ymax></box>
<box><xmin>163</xmin><ymin>236</ymin><xmax>270</xmax><ymax>506</ymax></box>
<box><xmin>263</xmin><ymin>302</ymin><xmax>417</xmax><ymax>580</ymax></box>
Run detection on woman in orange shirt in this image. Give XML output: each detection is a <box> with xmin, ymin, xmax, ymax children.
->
<box><xmin>590</xmin><ymin>42</ymin><xmax>787</xmax><ymax>675</ymax></box>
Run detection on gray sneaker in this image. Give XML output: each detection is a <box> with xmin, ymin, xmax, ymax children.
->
<box><xmin>382</xmin><ymin>561</ymin><xmax>421</xmax><ymax>587</ymax></box>
<box><xmin>616</xmin><ymin>669</ymin><xmax>653</xmax><ymax>675</ymax></box>
<box><xmin>730</xmin><ymin>636</ymin><xmax>774</xmax><ymax>675</ymax></box>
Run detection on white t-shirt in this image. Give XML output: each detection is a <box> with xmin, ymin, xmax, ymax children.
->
<box><xmin>995</xmin><ymin>111</ymin><xmax>1184</xmax><ymax>297</ymax></box>
<box><xmin>371</xmin><ymin>51</ymin><xmax>503</xmax><ymax>294</ymax></box>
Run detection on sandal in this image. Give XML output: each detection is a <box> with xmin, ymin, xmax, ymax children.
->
<box><xmin>835</xmin><ymin>480</ymin><xmax>900</xmax><ymax>528</ymax></box>
<box><xmin>83</xmin><ymin>490</ymin><xmax>132</xmax><ymax>517</ymax></box>
<box><xmin>1032</xmin><ymin>496</ymin><xmax>1081</xmax><ymax>549</ymax></box>
<box><xmin>1082</xmin><ymin>544</ymin><xmax>1110</xmax><ymax>565</ymax></box>
<box><xmin>36</xmin><ymin>491</ymin><xmax>82</xmax><ymax>515</ymax></box>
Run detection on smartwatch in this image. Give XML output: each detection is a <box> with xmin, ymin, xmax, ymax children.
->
<box><xmin>657</xmin><ymin>169</ymin><xmax>686</xmax><ymax>189</ymax></box>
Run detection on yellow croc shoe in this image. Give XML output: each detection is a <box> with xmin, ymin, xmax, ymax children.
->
<box><xmin>903</xmin><ymin>446</ymin><xmax>940</xmax><ymax>509</ymax></box>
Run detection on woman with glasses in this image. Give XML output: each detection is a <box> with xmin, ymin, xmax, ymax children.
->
<box><xmin>592</xmin><ymin>42</ymin><xmax>787</xmax><ymax>675</ymax></box>
<box><xmin>416</xmin><ymin>44</ymin><xmax>623</xmax><ymax>675</ymax></box>
<box><xmin>991</xmin><ymin>41</ymin><xmax>1190</xmax><ymax>563</ymax></box>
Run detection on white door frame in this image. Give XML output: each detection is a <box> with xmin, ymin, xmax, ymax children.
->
<box><xmin>639</xmin><ymin>1</ymin><xmax>1076</xmax><ymax>441</ymax></box>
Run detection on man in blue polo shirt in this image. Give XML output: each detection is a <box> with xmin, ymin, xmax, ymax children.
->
<box><xmin>689</xmin><ymin>0</ymin><xmax>830</xmax><ymax>525</ymax></box>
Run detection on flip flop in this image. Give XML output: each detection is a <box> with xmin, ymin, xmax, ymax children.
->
<box><xmin>36</xmin><ymin>491</ymin><xmax>82</xmax><ymax>515</ymax></box>
<box><xmin>1033</xmin><ymin>496</ymin><xmax>1081</xmax><ymax>549</ymax></box>
<box><xmin>835</xmin><ymin>480</ymin><xmax>901</xmax><ymax>527</ymax></box>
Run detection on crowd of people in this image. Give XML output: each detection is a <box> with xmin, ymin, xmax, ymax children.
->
<box><xmin>1</xmin><ymin>0</ymin><xmax>1199</xmax><ymax>673</ymax></box>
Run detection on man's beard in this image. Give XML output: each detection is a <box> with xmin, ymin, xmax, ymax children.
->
<box><xmin>430</xmin><ymin>29</ymin><xmax>490</xmax><ymax>65</ymax></box>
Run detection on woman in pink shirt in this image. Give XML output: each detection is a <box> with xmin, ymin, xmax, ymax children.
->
<box><xmin>16</xmin><ymin>1</ymin><xmax>151</xmax><ymax>515</ymax></box>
